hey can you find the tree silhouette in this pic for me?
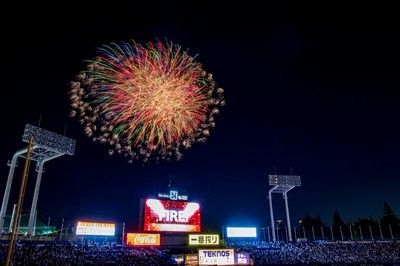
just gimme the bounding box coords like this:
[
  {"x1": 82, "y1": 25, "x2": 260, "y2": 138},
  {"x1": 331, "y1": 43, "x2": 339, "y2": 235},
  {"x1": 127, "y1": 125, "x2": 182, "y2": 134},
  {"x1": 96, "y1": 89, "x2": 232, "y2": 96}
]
[
  {"x1": 380, "y1": 201, "x2": 400, "y2": 237},
  {"x1": 315, "y1": 214, "x2": 324, "y2": 228},
  {"x1": 299, "y1": 213, "x2": 325, "y2": 239},
  {"x1": 301, "y1": 213, "x2": 324, "y2": 228},
  {"x1": 331, "y1": 210, "x2": 347, "y2": 240},
  {"x1": 382, "y1": 201, "x2": 399, "y2": 223},
  {"x1": 353, "y1": 217, "x2": 379, "y2": 240},
  {"x1": 333, "y1": 210, "x2": 346, "y2": 228},
  {"x1": 300, "y1": 213, "x2": 313, "y2": 227}
]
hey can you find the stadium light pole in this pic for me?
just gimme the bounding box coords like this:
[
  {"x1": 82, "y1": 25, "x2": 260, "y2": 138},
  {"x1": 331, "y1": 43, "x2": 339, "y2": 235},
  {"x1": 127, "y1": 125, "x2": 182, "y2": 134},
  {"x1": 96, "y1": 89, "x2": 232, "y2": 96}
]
[
  {"x1": 221, "y1": 226, "x2": 225, "y2": 245},
  {"x1": 261, "y1": 227, "x2": 266, "y2": 241},
  {"x1": 8, "y1": 204, "x2": 16, "y2": 233},
  {"x1": 389, "y1": 224, "x2": 393, "y2": 240},
  {"x1": 0, "y1": 124, "x2": 75, "y2": 236},
  {"x1": 268, "y1": 174, "x2": 301, "y2": 242},
  {"x1": 0, "y1": 146, "x2": 37, "y2": 233},
  {"x1": 122, "y1": 222, "x2": 126, "y2": 246},
  {"x1": 6, "y1": 135, "x2": 34, "y2": 266},
  {"x1": 1, "y1": 124, "x2": 76, "y2": 265},
  {"x1": 268, "y1": 189, "x2": 275, "y2": 241},
  {"x1": 60, "y1": 218, "x2": 64, "y2": 241}
]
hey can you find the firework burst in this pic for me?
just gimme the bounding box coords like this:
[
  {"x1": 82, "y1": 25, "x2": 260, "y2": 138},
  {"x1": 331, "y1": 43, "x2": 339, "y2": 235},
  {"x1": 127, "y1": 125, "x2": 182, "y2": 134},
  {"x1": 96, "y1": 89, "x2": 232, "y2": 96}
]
[{"x1": 69, "y1": 39, "x2": 225, "y2": 163}]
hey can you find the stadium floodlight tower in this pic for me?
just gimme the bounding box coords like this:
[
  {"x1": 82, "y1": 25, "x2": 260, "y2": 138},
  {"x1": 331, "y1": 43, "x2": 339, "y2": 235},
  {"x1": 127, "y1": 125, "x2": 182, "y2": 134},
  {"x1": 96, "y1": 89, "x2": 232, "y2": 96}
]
[
  {"x1": 268, "y1": 174, "x2": 301, "y2": 242},
  {"x1": 0, "y1": 124, "x2": 76, "y2": 235}
]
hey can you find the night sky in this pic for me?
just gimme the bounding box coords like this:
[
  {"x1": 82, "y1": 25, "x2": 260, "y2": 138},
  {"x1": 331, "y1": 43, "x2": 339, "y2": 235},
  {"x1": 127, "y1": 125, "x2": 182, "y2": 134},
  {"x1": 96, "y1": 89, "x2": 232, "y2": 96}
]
[{"x1": 1, "y1": 2, "x2": 399, "y2": 233}]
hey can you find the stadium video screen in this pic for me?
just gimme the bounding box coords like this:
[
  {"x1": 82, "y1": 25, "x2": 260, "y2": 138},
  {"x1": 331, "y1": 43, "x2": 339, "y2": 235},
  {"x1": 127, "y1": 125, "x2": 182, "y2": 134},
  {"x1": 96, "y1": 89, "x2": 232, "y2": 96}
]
[
  {"x1": 75, "y1": 221, "x2": 116, "y2": 236},
  {"x1": 143, "y1": 198, "x2": 201, "y2": 232},
  {"x1": 226, "y1": 227, "x2": 257, "y2": 238}
]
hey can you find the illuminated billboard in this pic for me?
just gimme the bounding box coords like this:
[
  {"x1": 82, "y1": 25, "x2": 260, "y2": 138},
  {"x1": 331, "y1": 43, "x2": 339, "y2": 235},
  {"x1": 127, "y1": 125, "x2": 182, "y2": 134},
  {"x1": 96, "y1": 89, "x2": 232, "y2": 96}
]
[
  {"x1": 235, "y1": 252, "x2": 251, "y2": 265},
  {"x1": 75, "y1": 221, "x2": 115, "y2": 236},
  {"x1": 144, "y1": 198, "x2": 201, "y2": 232},
  {"x1": 189, "y1": 234, "x2": 220, "y2": 245},
  {"x1": 126, "y1": 233, "x2": 160, "y2": 246},
  {"x1": 198, "y1": 249, "x2": 235, "y2": 265},
  {"x1": 226, "y1": 227, "x2": 257, "y2": 238},
  {"x1": 185, "y1": 254, "x2": 199, "y2": 265}
]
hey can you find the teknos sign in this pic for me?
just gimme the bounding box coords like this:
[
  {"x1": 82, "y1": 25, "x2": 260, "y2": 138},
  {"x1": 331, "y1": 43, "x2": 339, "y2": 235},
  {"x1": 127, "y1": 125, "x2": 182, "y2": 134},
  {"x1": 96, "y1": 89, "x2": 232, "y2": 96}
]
[
  {"x1": 126, "y1": 233, "x2": 160, "y2": 246},
  {"x1": 198, "y1": 249, "x2": 235, "y2": 265}
]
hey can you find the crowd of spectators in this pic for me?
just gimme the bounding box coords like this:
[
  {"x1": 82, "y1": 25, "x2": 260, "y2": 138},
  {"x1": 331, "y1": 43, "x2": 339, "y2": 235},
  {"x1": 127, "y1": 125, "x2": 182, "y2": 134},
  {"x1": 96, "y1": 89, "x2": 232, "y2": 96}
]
[
  {"x1": 1, "y1": 239, "x2": 399, "y2": 265},
  {"x1": 0, "y1": 243, "x2": 176, "y2": 265},
  {"x1": 229, "y1": 240, "x2": 400, "y2": 265}
]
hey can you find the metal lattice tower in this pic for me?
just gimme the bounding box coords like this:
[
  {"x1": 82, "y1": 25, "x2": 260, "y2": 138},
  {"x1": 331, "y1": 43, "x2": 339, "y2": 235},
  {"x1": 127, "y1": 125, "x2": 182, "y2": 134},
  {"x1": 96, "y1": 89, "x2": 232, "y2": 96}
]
[
  {"x1": 268, "y1": 174, "x2": 301, "y2": 242},
  {"x1": 0, "y1": 124, "x2": 76, "y2": 235}
]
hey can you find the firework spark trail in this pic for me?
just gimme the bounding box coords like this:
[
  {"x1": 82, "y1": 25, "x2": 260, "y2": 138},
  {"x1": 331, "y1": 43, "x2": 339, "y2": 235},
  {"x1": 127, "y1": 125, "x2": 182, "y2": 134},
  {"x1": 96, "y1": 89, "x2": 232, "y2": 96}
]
[{"x1": 69, "y1": 39, "x2": 225, "y2": 163}]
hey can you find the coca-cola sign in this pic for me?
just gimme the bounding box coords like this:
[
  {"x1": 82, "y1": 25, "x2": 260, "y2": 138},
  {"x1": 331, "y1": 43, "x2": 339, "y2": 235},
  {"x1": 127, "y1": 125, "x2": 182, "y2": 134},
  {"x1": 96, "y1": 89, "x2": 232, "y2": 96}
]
[{"x1": 126, "y1": 233, "x2": 160, "y2": 246}]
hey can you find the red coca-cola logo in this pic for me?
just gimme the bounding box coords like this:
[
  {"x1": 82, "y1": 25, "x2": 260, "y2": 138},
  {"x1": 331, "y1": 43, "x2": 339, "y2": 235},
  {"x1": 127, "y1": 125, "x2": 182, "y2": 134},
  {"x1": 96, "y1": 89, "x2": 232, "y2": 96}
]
[{"x1": 134, "y1": 234, "x2": 158, "y2": 244}]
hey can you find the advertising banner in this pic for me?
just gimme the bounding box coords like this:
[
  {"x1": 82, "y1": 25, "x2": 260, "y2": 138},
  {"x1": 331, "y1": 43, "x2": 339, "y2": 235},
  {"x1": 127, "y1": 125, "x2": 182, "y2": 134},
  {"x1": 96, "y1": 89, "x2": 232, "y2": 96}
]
[
  {"x1": 185, "y1": 254, "x2": 199, "y2": 265},
  {"x1": 198, "y1": 249, "x2": 235, "y2": 265},
  {"x1": 235, "y1": 252, "x2": 251, "y2": 265},
  {"x1": 126, "y1": 233, "x2": 160, "y2": 246},
  {"x1": 189, "y1": 234, "x2": 219, "y2": 245},
  {"x1": 76, "y1": 221, "x2": 115, "y2": 236}
]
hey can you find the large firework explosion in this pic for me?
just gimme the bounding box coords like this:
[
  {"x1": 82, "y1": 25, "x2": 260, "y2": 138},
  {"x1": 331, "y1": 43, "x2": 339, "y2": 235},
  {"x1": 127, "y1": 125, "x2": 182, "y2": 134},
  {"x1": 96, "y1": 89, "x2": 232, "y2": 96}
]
[{"x1": 69, "y1": 39, "x2": 225, "y2": 163}]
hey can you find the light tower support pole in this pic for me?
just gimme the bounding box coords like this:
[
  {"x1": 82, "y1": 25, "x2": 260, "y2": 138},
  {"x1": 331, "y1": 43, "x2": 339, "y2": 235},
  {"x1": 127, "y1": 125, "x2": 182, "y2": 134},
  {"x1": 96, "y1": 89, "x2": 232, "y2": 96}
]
[
  {"x1": 27, "y1": 153, "x2": 64, "y2": 235},
  {"x1": 8, "y1": 204, "x2": 17, "y2": 233},
  {"x1": 122, "y1": 222, "x2": 125, "y2": 246},
  {"x1": 0, "y1": 146, "x2": 37, "y2": 233},
  {"x1": 283, "y1": 191, "x2": 293, "y2": 241},
  {"x1": 6, "y1": 135, "x2": 34, "y2": 266},
  {"x1": 268, "y1": 189, "x2": 276, "y2": 241}
]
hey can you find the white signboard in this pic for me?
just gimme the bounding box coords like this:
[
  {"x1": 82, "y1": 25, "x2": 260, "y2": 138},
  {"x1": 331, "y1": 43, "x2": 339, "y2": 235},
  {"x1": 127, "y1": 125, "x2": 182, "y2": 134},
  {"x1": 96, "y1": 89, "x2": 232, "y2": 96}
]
[
  {"x1": 76, "y1": 221, "x2": 115, "y2": 236},
  {"x1": 198, "y1": 249, "x2": 235, "y2": 265}
]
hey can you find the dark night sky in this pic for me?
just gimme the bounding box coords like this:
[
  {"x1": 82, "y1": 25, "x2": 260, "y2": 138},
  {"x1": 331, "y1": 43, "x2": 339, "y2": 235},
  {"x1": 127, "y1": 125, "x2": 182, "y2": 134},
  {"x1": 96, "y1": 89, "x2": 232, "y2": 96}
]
[{"x1": 0, "y1": 2, "x2": 399, "y2": 232}]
